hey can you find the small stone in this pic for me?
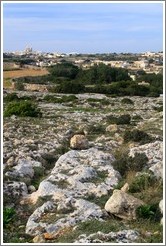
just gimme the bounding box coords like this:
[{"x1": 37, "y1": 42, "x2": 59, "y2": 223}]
[
  {"x1": 106, "y1": 124, "x2": 118, "y2": 132},
  {"x1": 120, "y1": 183, "x2": 129, "y2": 193},
  {"x1": 70, "y1": 134, "x2": 89, "y2": 150},
  {"x1": 44, "y1": 232, "x2": 56, "y2": 240},
  {"x1": 28, "y1": 185, "x2": 36, "y2": 193},
  {"x1": 33, "y1": 234, "x2": 45, "y2": 243}
]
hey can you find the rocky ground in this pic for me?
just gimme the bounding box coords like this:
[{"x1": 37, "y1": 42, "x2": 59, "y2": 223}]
[{"x1": 3, "y1": 91, "x2": 163, "y2": 243}]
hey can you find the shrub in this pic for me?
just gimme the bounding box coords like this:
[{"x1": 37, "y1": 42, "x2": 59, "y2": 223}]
[
  {"x1": 129, "y1": 173, "x2": 156, "y2": 193},
  {"x1": 3, "y1": 207, "x2": 16, "y2": 228},
  {"x1": 153, "y1": 106, "x2": 163, "y2": 112},
  {"x1": 121, "y1": 98, "x2": 134, "y2": 104},
  {"x1": 86, "y1": 98, "x2": 110, "y2": 106},
  {"x1": 107, "y1": 114, "x2": 131, "y2": 125},
  {"x1": 88, "y1": 124, "x2": 105, "y2": 135},
  {"x1": 123, "y1": 129, "x2": 152, "y2": 144},
  {"x1": 136, "y1": 204, "x2": 161, "y2": 221},
  {"x1": 4, "y1": 93, "x2": 19, "y2": 102},
  {"x1": 132, "y1": 115, "x2": 143, "y2": 121},
  {"x1": 43, "y1": 95, "x2": 77, "y2": 103},
  {"x1": 15, "y1": 81, "x2": 25, "y2": 91},
  {"x1": 130, "y1": 152, "x2": 149, "y2": 171},
  {"x1": 4, "y1": 93, "x2": 33, "y2": 102},
  {"x1": 112, "y1": 152, "x2": 148, "y2": 177},
  {"x1": 54, "y1": 81, "x2": 85, "y2": 94},
  {"x1": 4, "y1": 101, "x2": 42, "y2": 117}
]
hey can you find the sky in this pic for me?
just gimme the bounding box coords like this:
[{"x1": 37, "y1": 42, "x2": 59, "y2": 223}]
[{"x1": 2, "y1": 1, "x2": 164, "y2": 54}]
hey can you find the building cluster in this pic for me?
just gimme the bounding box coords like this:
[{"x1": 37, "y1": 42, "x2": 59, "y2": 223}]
[{"x1": 4, "y1": 46, "x2": 163, "y2": 77}]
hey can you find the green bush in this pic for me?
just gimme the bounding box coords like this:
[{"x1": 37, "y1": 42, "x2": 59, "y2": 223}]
[
  {"x1": 132, "y1": 115, "x2": 143, "y2": 121},
  {"x1": 47, "y1": 62, "x2": 79, "y2": 80},
  {"x1": 153, "y1": 106, "x2": 163, "y2": 112},
  {"x1": 15, "y1": 81, "x2": 25, "y2": 91},
  {"x1": 43, "y1": 94, "x2": 77, "y2": 103},
  {"x1": 112, "y1": 152, "x2": 148, "y2": 177},
  {"x1": 4, "y1": 93, "x2": 19, "y2": 102},
  {"x1": 4, "y1": 93, "x2": 33, "y2": 102},
  {"x1": 87, "y1": 124, "x2": 105, "y2": 134},
  {"x1": 131, "y1": 152, "x2": 149, "y2": 171},
  {"x1": 3, "y1": 207, "x2": 16, "y2": 228},
  {"x1": 4, "y1": 101, "x2": 42, "y2": 117},
  {"x1": 107, "y1": 114, "x2": 131, "y2": 125},
  {"x1": 136, "y1": 204, "x2": 161, "y2": 221},
  {"x1": 54, "y1": 81, "x2": 85, "y2": 94},
  {"x1": 123, "y1": 129, "x2": 152, "y2": 144},
  {"x1": 121, "y1": 98, "x2": 134, "y2": 104},
  {"x1": 86, "y1": 98, "x2": 110, "y2": 106},
  {"x1": 129, "y1": 173, "x2": 156, "y2": 193}
]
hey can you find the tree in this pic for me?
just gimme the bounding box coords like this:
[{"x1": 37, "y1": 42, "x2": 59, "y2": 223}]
[{"x1": 47, "y1": 62, "x2": 79, "y2": 80}]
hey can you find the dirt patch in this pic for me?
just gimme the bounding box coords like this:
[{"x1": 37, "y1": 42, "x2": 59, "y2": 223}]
[{"x1": 3, "y1": 68, "x2": 49, "y2": 79}]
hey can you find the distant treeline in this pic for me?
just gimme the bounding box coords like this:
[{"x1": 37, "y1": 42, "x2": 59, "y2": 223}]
[{"x1": 14, "y1": 62, "x2": 163, "y2": 96}]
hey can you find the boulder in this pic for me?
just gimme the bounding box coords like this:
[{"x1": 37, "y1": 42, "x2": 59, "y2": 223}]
[
  {"x1": 105, "y1": 189, "x2": 144, "y2": 220},
  {"x1": 70, "y1": 134, "x2": 89, "y2": 150}
]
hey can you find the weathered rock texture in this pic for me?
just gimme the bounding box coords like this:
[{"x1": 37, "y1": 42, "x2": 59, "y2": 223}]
[{"x1": 105, "y1": 189, "x2": 144, "y2": 220}]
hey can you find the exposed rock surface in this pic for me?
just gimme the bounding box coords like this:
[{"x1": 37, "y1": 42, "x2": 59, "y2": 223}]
[
  {"x1": 74, "y1": 230, "x2": 139, "y2": 243},
  {"x1": 26, "y1": 199, "x2": 104, "y2": 237},
  {"x1": 3, "y1": 92, "x2": 163, "y2": 243},
  {"x1": 23, "y1": 147, "x2": 120, "y2": 236},
  {"x1": 129, "y1": 141, "x2": 163, "y2": 179}
]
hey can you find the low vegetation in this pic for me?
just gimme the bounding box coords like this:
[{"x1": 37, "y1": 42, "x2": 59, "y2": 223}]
[
  {"x1": 112, "y1": 152, "x2": 148, "y2": 177},
  {"x1": 4, "y1": 101, "x2": 42, "y2": 117},
  {"x1": 123, "y1": 129, "x2": 153, "y2": 144},
  {"x1": 107, "y1": 114, "x2": 131, "y2": 125}
]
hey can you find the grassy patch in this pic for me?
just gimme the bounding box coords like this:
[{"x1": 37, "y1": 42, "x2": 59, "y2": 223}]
[
  {"x1": 4, "y1": 100, "x2": 42, "y2": 117},
  {"x1": 85, "y1": 193, "x2": 112, "y2": 208},
  {"x1": 43, "y1": 95, "x2": 78, "y2": 104},
  {"x1": 55, "y1": 219, "x2": 124, "y2": 243},
  {"x1": 128, "y1": 219, "x2": 163, "y2": 243}
]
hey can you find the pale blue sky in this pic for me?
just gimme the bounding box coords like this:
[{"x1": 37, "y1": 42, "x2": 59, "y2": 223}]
[{"x1": 3, "y1": 2, "x2": 164, "y2": 53}]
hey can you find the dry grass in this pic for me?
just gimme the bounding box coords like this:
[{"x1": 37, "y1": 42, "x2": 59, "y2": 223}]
[{"x1": 3, "y1": 68, "x2": 49, "y2": 79}]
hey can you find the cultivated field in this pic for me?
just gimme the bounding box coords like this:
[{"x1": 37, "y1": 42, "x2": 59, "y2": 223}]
[{"x1": 3, "y1": 68, "x2": 49, "y2": 79}]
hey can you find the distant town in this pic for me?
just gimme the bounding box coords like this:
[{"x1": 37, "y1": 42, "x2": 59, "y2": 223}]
[{"x1": 3, "y1": 46, "x2": 163, "y2": 80}]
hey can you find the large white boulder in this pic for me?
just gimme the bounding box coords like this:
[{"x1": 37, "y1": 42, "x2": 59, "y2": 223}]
[{"x1": 105, "y1": 189, "x2": 144, "y2": 220}]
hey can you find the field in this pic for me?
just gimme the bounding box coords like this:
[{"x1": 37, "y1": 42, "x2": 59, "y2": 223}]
[
  {"x1": 3, "y1": 68, "x2": 49, "y2": 88},
  {"x1": 3, "y1": 68, "x2": 49, "y2": 79}
]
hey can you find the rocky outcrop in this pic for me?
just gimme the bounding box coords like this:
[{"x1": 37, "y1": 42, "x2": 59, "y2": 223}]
[
  {"x1": 3, "y1": 92, "x2": 163, "y2": 243},
  {"x1": 26, "y1": 198, "x2": 104, "y2": 237},
  {"x1": 129, "y1": 141, "x2": 163, "y2": 179},
  {"x1": 149, "y1": 161, "x2": 163, "y2": 179},
  {"x1": 23, "y1": 147, "x2": 120, "y2": 236},
  {"x1": 4, "y1": 181, "x2": 28, "y2": 201},
  {"x1": 5, "y1": 159, "x2": 44, "y2": 185}
]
